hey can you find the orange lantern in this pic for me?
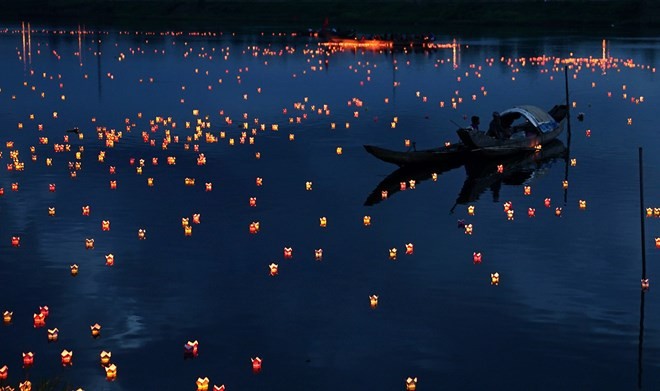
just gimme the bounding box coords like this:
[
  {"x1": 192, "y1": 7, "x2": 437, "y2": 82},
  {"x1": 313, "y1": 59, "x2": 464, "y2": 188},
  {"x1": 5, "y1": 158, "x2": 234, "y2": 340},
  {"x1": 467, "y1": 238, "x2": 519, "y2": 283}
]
[
  {"x1": 319, "y1": 217, "x2": 327, "y2": 228},
  {"x1": 405, "y1": 377, "x2": 418, "y2": 391},
  {"x1": 61, "y1": 350, "x2": 73, "y2": 366},
  {"x1": 491, "y1": 272, "x2": 500, "y2": 285},
  {"x1": 363, "y1": 215, "x2": 371, "y2": 226},
  {"x1": 256, "y1": 177, "x2": 263, "y2": 186},
  {"x1": 249, "y1": 222, "x2": 260, "y2": 234},
  {"x1": 101, "y1": 220, "x2": 110, "y2": 231},
  {"x1": 655, "y1": 237, "x2": 660, "y2": 249},
  {"x1": 524, "y1": 186, "x2": 531, "y2": 195},
  {"x1": 196, "y1": 377, "x2": 210, "y2": 391},
  {"x1": 369, "y1": 295, "x2": 378, "y2": 309},
  {"x1": 110, "y1": 180, "x2": 117, "y2": 189},
  {"x1": 184, "y1": 225, "x2": 193, "y2": 236},
  {"x1": 105, "y1": 363, "x2": 117, "y2": 381},
  {"x1": 48, "y1": 328, "x2": 59, "y2": 342},
  {"x1": 314, "y1": 249, "x2": 323, "y2": 261},
  {"x1": 405, "y1": 243, "x2": 414, "y2": 255},
  {"x1": 11, "y1": 183, "x2": 18, "y2": 191},
  {"x1": 284, "y1": 247, "x2": 293, "y2": 259},
  {"x1": 33, "y1": 313, "x2": 46, "y2": 328},
  {"x1": 3, "y1": 311, "x2": 13, "y2": 325},
  {"x1": 192, "y1": 214, "x2": 201, "y2": 224},
  {"x1": 464, "y1": 224, "x2": 473, "y2": 235},
  {"x1": 100, "y1": 351, "x2": 112, "y2": 366},
  {"x1": 555, "y1": 207, "x2": 562, "y2": 217},
  {"x1": 562, "y1": 180, "x2": 568, "y2": 189},
  {"x1": 11, "y1": 236, "x2": 20, "y2": 247},
  {"x1": 105, "y1": 254, "x2": 114, "y2": 266},
  {"x1": 467, "y1": 205, "x2": 475, "y2": 215},
  {"x1": 507, "y1": 210, "x2": 514, "y2": 220},
  {"x1": 205, "y1": 183, "x2": 212, "y2": 192},
  {"x1": 70, "y1": 264, "x2": 79, "y2": 276},
  {"x1": 138, "y1": 229, "x2": 147, "y2": 240},
  {"x1": 0, "y1": 365, "x2": 7, "y2": 380},
  {"x1": 82, "y1": 205, "x2": 90, "y2": 216},
  {"x1": 249, "y1": 197, "x2": 256, "y2": 207},
  {"x1": 48, "y1": 207, "x2": 56, "y2": 216},
  {"x1": 19, "y1": 381, "x2": 32, "y2": 391},
  {"x1": 579, "y1": 200, "x2": 587, "y2": 209},
  {"x1": 91, "y1": 323, "x2": 101, "y2": 338},
  {"x1": 389, "y1": 248, "x2": 397, "y2": 260},
  {"x1": 85, "y1": 238, "x2": 95, "y2": 249},
  {"x1": 306, "y1": 181, "x2": 312, "y2": 191},
  {"x1": 269, "y1": 263, "x2": 278, "y2": 276}
]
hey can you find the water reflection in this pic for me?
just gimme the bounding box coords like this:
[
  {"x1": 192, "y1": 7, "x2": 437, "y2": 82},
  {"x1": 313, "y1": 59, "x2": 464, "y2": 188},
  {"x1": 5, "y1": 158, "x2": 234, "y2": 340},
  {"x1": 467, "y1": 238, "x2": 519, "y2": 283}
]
[{"x1": 365, "y1": 138, "x2": 567, "y2": 208}]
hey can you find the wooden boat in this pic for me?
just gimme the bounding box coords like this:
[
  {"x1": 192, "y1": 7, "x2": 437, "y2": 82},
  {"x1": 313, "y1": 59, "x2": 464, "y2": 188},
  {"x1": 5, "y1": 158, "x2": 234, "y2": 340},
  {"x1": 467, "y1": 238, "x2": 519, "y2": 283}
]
[
  {"x1": 457, "y1": 104, "x2": 568, "y2": 150},
  {"x1": 363, "y1": 143, "x2": 469, "y2": 167}
]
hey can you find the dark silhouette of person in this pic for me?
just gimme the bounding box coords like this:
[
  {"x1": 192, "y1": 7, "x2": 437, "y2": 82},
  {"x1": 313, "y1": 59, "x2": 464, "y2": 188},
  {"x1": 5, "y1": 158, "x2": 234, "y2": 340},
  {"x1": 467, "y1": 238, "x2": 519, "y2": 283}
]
[
  {"x1": 470, "y1": 116, "x2": 480, "y2": 131},
  {"x1": 487, "y1": 112, "x2": 509, "y2": 139}
]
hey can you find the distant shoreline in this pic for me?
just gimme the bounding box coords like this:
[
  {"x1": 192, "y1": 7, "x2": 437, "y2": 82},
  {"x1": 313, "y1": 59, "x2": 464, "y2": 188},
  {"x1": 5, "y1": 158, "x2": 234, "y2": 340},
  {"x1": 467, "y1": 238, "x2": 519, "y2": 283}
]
[{"x1": 1, "y1": 0, "x2": 658, "y2": 34}]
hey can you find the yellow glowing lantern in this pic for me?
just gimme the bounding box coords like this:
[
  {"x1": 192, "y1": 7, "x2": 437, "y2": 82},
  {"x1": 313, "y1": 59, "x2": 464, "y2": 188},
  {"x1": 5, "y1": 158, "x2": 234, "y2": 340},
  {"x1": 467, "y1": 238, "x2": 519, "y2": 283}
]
[
  {"x1": 562, "y1": 180, "x2": 568, "y2": 189},
  {"x1": 70, "y1": 264, "x2": 79, "y2": 276},
  {"x1": 100, "y1": 351, "x2": 112, "y2": 366},
  {"x1": 184, "y1": 225, "x2": 193, "y2": 236},
  {"x1": 105, "y1": 363, "x2": 117, "y2": 381},
  {"x1": 491, "y1": 272, "x2": 500, "y2": 286},
  {"x1": 389, "y1": 248, "x2": 397, "y2": 260},
  {"x1": 464, "y1": 224, "x2": 473, "y2": 235},
  {"x1": 405, "y1": 377, "x2": 418, "y2": 391},
  {"x1": 196, "y1": 377, "x2": 210, "y2": 391},
  {"x1": 363, "y1": 216, "x2": 371, "y2": 226},
  {"x1": 147, "y1": 177, "x2": 154, "y2": 187},
  {"x1": 646, "y1": 208, "x2": 653, "y2": 218},
  {"x1": 256, "y1": 177, "x2": 263, "y2": 186},
  {"x1": 289, "y1": 133, "x2": 295, "y2": 141},
  {"x1": 467, "y1": 205, "x2": 475, "y2": 216},
  {"x1": 91, "y1": 323, "x2": 101, "y2": 338},
  {"x1": 3, "y1": 311, "x2": 13, "y2": 325},
  {"x1": 315, "y1": 249, "x2": 323, "y2": 261},
  {"x1": 336, "y1": 147, "x2": 343, "y2": 155},
  {"x1": 507, "y1": 209, "x2": 515, "y2": 220},
  {"x1": 524, "y1": 186, "x2": 531, "y2": 195},
  {"x1": 571, "y1": 158, "x2": 576, "y2": 166},
  {"x1": 85, "y1": 238, "x2": 95, "y2": 249},
  {"x1": 579, "y1": 200, "x2": 587, "y2": 209},
  {"x1": 269, "y1": 263, "x2": 278, "y2": 276},
  {"x1": 369, "y1": 295, "x2": 378, "y2": 309},
  {"x1": 138, "y1": 229, "x2": 146, "y2": 240},
  {"x1": 655, "y1": 208, "x2": 660, "y2": 218},
  {"x1": 48, "y1": 207, "x2": 56, "y2": 216},
  {"x1": 319, "y1": 217, "x2": 327, "y2": 228},
  {"x1": 19, "y1": 380, "x2": 32, "y2": 391},
  {"x1": 409, "y1": 180, "x2": 416, "y2": 189},
  {"x1": 82, "y1": 205, "x2": 90, "y2": 216}
]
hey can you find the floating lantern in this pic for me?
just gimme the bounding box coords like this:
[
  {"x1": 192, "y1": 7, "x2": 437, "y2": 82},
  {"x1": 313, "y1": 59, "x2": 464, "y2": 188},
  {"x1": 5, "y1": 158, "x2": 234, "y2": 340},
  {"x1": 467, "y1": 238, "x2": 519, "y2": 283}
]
[
  {"x1": 544, "y1": 198, "x2": 551, "y2": 208},
  {"x1": 196, "y1": 377, "x2": 210, "y2": 391},
  {"x1": 571, "y1": 158, "x2": 576, "y2": 166},
  {"x1": 138, "y1": 229, "x2": 146, "y2": 240},
  {"x1": 85, "y1": 238, "x2": 94, "y2": 249},
  {"x1": 503, "y1": 201, "x2": 512, "y2": 212},
  {"x1": 409, "y1": 180, "x2": 416, "y2": 190},
  {"x1": 562, "y1": 180, "x2": 568, "y2": 189},
  {"x1": 205, "y1": 183, "x2": 212, "y2": 192},
  {"x1": 400, "y1": 182, "x2": 406, "y2": 191},
  {"x1": 105, "y1": 254, "x2": 114, "y2": 266},
  {"x1": 49, "y1": 183, "x2": 56, "y2": 192},
  {"x1": 646, "y1": 208, "x2": 653, "y2": 218},
  {"x1": 642, "y1": 279, "x2": 650, "y2": 291},
  {"x1": 655, "y1": 237, "x2": 660, "y2": 249},
  {"x1": 269, "y1": 263, "x2": 278, "y2": 276},
  {"x1": 289, "y1": 133, "x2": 295, "y2": 141},
  {"x1": 473, "y1": 252, "x2": 482, "y2": 264},
  {"x1": 249, "y1": 222, "x2": 260, "y2": 234},
  {"x1": 405, "y1": 377, "x2": 418, "y2": 391},
  {"x1": 102, "y1": 220, "x2": 111, "y2": 231},
  {"x1": 61, "y1": 350, "x2": 73, "y2": 366},
  {"x1": 48, "y1": 328, "x2": 59, "y2": 342},
  {"x1": 249, "y1": 197, "x2": 257, "y2": 207},
  {"x1": 381, "y1": 191, "x2": 388, "y2": 199},
  {"x1": 468, "y1": 205, "x2": 475, "y2": 215},
  {"x1": 110, "y1": 180, "x2": 117, "y2": 189},
  {"x1": 369, "y1": 295, "x2": 378, "y2": 309},
  {"x1": 70, "y1": 264, "x2": 79, "y2": 276},
  {"x1": 497, "y1": 164, "x2": 504, "y2": 173},
  {"x1": 491, "y1": 273, "x2": 500, "y2": 286},
  {"x1": 100, "y1": 351, "x2": 111, "y2": 366},
  {"x1": 40, "y1": 306, "x2": 49, "y2": 318},
  {"x1": 214, "y1": 385, "x2": 226, "y2": 391},
  {"x1": 91, "y1": 323, "x2": 101, "y2": 338},
  {"x1": 464, "y1": 224, "x2": 473, "y2": 235},
  {"x1": 109, "y1": 166, "x2": 116, "y2": 174},
  {"x1": 192, "y1": 214, "x2": 201, "y2": 224},
  {"x1": 655, "y1": 208, "x2": 660, "y2": 218},
  {"x1": 184, "y1": 340, "x2": 199, "y2": 358},
  {"x1": 48, "y1": 207, "x2": 56, "y2": 216},
  {"x1": 363, "y1": 216, "x2": 371, "y2": 226},
  {"x1": 184, "y1": 226, "x2": 193, "y2": 236},
  {"x1": 0, "y1": 365, "x2": 6, "y2": 380},
  {"x1": 182, "y1": 218, "x2": 190, "y2": 227},
  {"x1": 19, "y1": 381, "x2": 32, "y2": 391},
  {"x1": 256, "y1": 177, "x2": 263, "y2": 186},
  {"x1": 507, "y1": 210, "x2": 514, "y2": 220},
  {"x1": 82, "y1": 206, "x2": 90, "y2": 216},
  {"x1": 11, "y1": 183, "x2": 18, "y2": 191},
  {"x1": 432, "y1": 173, "x2": 438, "y2": 181},
  {"x1": 33, "y1": 313, "x2": 46, "y2": 328},
  {"x1": 3, "y1": 311, "x2": 13, "y2": 325},
  {"x1": 315, "y1": 249, "x2": 323, "y2": 261},
  {"x1": 524, "y1": 186, "x2": 531, "y2": 195},
  {"x1": 284, "y1": 247, "x2": 293, "y2": 259},
  {"x1": 579, "y1": 200, "x2": 587, "y2": 209},
  {"x1": 405, "y1": 243, "x2": 414, "y2": 255},
  {"x1": 389, "y1": 248, "x2": 397, "y2": 260},
  {"x1": 22, "y1": 352, "x2": 34, "y2": 368},
  {"x1": 105, "y1": 363, "x2": 117, "y2": 381},
  {"x1": 555, "y1": 207, "x2": 562, "y2": 217},
  {"x1": 320, "y1": 217, "x2": 327, "y2": 228},
  {"x1": 528, "y1": 208, "x2": 536, "y2": 217},
  {"x1": 586, "y1": 129, "x2": 591, "y2": 137},
  {"x1": 405, "y1": 139, "x2": 411, "y2": 147},
  {"x1": 336, "y1": 147, "x2": 343, "y2": 155},
  {"x1": 251, "y1": 357, "x2": 262, "y2": 373},
  {"x1": 306, "y1": 181, "x2": 313, "y2": 191},
  {"x1": 147, "y1": 177, "x2": 154, "y2": 187}
]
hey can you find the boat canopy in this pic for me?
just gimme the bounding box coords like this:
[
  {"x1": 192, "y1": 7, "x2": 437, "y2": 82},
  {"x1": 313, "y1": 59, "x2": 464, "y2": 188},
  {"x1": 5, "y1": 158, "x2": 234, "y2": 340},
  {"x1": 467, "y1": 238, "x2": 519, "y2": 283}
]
[{"x1": 499, "y1": 105, "x2": 559, "y2": 134}]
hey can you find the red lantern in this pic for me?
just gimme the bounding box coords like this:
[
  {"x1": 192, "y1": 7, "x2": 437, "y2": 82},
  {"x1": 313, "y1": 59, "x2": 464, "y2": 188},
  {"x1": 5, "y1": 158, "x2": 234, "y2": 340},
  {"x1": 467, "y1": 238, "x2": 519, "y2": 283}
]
[
  {"x1": 102, "y1": 220, "x2": 110, "y2": 231},
  {"x1": 249, "y1": 197, "x2": 256, "y2": 207},
  {"x1": 33, "y1": 313, "x2": 46, "y2": 328},
  {"x1": 49, "y1": 183, "x2": 56, "y2": 192},
  {"x1": 544, "y1": 198, "x2": 551, "y2": 208},
  {"x1": 39, "y1": 306, "x2": 49, "y2": 318},
  {"x1": 497, "y1": 164, "x2": 504, "y2": 173},
  {"x1": 11, "y1": 236, "x2": 20, "y2": 247},
  {"x1": 213, "y1": 385, "x2": 226, "y2": 391},
  {"x1": 82, "y1": 205, "x2": 90, "y2": 216},
  {"x1": 405, "y1": 243, "x2": 414, "y2": 255},
  {"x1": 400, "y1": 181, "x2": 406, "y2": 191},
  {"x1": 284, "y1": 247, "x2": 293, "y2": 259},
  {"x1": 22, "y1": 352, "x2": 34, "y2": 368},
  {"x1": 184, "y1": 340, "x2": 199, "y2": 358},
  {"x1": 251, "y1": 357, "x2": 262, "y2": 373},
  {"x1": 249, "y1": 222, "x2": 259, "y2": 234},
  {"x1": 129, "y1": 158, "x2": 135, "y2": 165},
  {"x1": 473, "y1": 252, "x2": 482, "y2": 264},
  {"x1": 61, "y1": 350, "x2": 73, "y2": 366},
  {"x1": 110, "y1": 180, "x2": 117, "y2": 189},
  {"x1": 205, "y1": 182, "x2": 213, "y2": 192},
  {"x1": 528, "y1": 208, "x2": 536, "y2": 217},
  {"x1": 0, "y1": 365, "x2": 7, "y2": 380},
  {"x1": 109, "y1": 166, "x2": 116, "y2": 174},
  {"x1": 105, "y1": 254, "x2": 114, "y2": 266},
  {"x1": 269, "y1": 263, "x2": 278, "y2": 276}
]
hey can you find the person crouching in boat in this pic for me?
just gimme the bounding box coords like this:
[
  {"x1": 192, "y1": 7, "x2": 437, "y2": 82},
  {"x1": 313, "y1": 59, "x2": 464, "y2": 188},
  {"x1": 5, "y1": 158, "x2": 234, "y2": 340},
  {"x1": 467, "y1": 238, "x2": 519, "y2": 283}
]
[
  {"x1": 486, "y1": 112, "x2": 510, "y2": 139},
  {"x1": 470, "y1": 116, "x2": 480, "y2": 131}
]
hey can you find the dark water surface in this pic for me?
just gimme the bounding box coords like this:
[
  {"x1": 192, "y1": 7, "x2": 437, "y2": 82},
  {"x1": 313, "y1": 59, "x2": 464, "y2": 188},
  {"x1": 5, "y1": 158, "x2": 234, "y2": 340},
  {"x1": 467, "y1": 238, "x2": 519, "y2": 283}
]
[{"x1": 0, "y1": 25, "x2": 659, "y2": 390}]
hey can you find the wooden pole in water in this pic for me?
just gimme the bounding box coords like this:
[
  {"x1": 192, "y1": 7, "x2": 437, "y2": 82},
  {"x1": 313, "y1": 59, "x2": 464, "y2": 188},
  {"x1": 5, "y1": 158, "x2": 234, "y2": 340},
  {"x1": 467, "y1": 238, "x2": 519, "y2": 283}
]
[{"x1": 639, "y1": 147, "x2": 646, "y2": 279}]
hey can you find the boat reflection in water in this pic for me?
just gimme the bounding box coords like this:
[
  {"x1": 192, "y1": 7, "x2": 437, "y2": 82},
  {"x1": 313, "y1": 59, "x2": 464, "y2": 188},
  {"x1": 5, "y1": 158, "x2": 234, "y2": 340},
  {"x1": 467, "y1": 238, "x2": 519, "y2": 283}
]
[{"x1": 364, "y1": 139, "x2": 567, "y2": 208}]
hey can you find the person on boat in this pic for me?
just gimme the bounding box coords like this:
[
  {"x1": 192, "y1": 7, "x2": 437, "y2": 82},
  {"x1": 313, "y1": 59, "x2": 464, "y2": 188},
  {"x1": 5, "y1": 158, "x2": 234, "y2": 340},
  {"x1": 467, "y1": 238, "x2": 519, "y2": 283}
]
[
  {"x1": 487, "y1": 112, "x2": 510, "y2": 139},
  {"x1": 470, "y1": 116, "x2": 480, "y2": 131}
]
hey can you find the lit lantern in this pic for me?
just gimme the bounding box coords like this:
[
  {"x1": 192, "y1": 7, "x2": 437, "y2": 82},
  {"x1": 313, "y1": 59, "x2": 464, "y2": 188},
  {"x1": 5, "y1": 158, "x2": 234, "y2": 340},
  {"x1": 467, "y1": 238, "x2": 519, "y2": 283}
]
[
  {"x1": 138, "y1": 229, "x2": 146, "y2": 240},
  {"x1": 33, "y1": 313, "x2": 46, "y2": 328},
  {"x1": 40, "y1": 306, "x2": 49, "y2": 318},
  {"x1": 11, "y1": 236, "x2": 20, "y2": 247},
  {"x1": 306, "y1": 181, "x2": 313, "y2": 191},
  {"x1": 70, "y1": 264, "x2": 79, "y2": 276},
  {"x1": 91, "y1": 323, "x2": 101, "y2": 338},
  {"x1": 579, "y1": 200, "x2": 587, "y2": 209},
  {"x1": 147, "y1": 177, "x2": 154, "y2": 187},
  {"x1": 182, "y1": 218, "x2": 189, "y2": 227},
  {"x1": 655, "y1": 237, "x2": 660, "y2": 249},
  {"x1": 544, "y1": 198, "x2": 551, "y2": 208},
  {"x1": 192, "y1": 214, "x2": 201, "y2": 224},
  {"x1": 646, "y1": 208, "x2": 653, "y2": 218},
  {"x1": 19, "y1": 381, "x2": 32, "y2": 391},
  {"x1": 507, "y1": 209, "x2": 514, "y2": 220},
  {"x1": 249, "y1": 197, "x2": 257, "y2": 207},
  {"x1": 381, "y1": 191, "x2": 388, "y2": 199},
  {"x1": 528, "y1": 208, "x2": 536, "y2": 217},
  {"x1": 363, "y1": 215, "x2": 371, "y2": 226},
  {"x1": 269, "y1": 263, "x2": 278, "y2": 276},
  {"x1": 49, "y1": 183, "x2": 56, "y2": 192},
  {"x1": 23, "y1": 352, "x2": 34, "y2": 368},
  {"x1": 46, "y1": 158, "x2": 52, "y2": 166},
  {"x1": 61, "y1": 350, "x2": 73, "y2": 366},
  {"x1": 110, "y1": 180, "x2": 117, "y2": 189},
  {"x1": 0, "y1": 365, "x2": 6, "y2": 380},
  {"x1": 152, "y1": 158, "x2": 158, "y2": 165},
  {"x1": 48, "y1": 328, "x2": 59, "y2": 342},
  {"x1": 319, "y1": 217, "x2": 327, "y2": 228},
  {"x1": 405, "y1": 377, "x2": 418, "y2": 391},
  {"x1": 196, "y1": 377, "x2": 210, "y2": 391},
  {"x1": 289, "y1": 133, "x2": 295, "y2": 141},
  {"x1": 3, "y1": 311, "x2": 13, "y2": 325},
  {"x1": 336, "y1": 147, "x2": 343, "y2": 155},
  {"x1": 655, "y1": 208, "x2": 660, "y2": 218},
  {"x1": 497, "y1": 164, "x2": 504, "y2": 173},
  {"x1": 555, "y1": 207, "x2": 562, "y2": 217},
  {"x1": 256, "y1": 177, "x2": 263, "y2": 186},
  {"x1": 473, "y1": 252, "x2": 482, "y2": 264},
  {"x1": 586, "y1": 129, "x2": 591, "y2": 137},
  {"x1": 562, "y1": 180, "x2": 568, "y2": 189},
  {"x1": 464, "y1": 224, "x2": 473, "y2": 235},
  {"x1": 409, "y1": 180, "x2": 416, "y2": 190},
  {"x1": 251, "y1": 357, "x2": 262, "y2": 373},
  {"x1": 109, "y1": 166, "x2": 116, "y2": 174},
  {"x1": 284, "y1": 247, "x2": 293, "y2": 259},
  {"x1": 432, "y1": 173, "x2": 438, "y2": 181},
  {"x1": 105, "y1": 254, "x2": 114, "y2": 266},
  {"x1": 100, "y1": 351, "x2": 112, "y2": 366},
  {"x1": 524, "y1": 186, "x2": 531, "y2": 195},
  {"x1": 491, "y1": 272, "x2": 500, "y2": 286},
  {"x1": 400, "y1": 182, "x2": 406, "y2": 191},
  {"x1": 85, "y1": 238, "x2": 94, "y2": 249},
  {"x1": 571, "y1": 158, "x2": 576, "y2": 166},
  {"x1": 136, "y1": 167, "x2": 143, "y2": 175},
  {"x1": 11, "y1": 183, "x2": 18, "y2": 191},
  {"x1": 405, "y1": 139, "x2": 411, "y2": 147},
  {"x1": 48, "y1": 207, "x2": 56, "y2": 216},
  {"x1": 389, "y1": 248, "x2": 397, "y2": 260},
  {"x1": 405, "y1": 243, "x2": 414, "y2": 255},
  {"x1": 315, "y1": 249, "x2": 323, "y2": 261},
  {"x1": 102, "y1": 220, "x2": 110, "y2": 231},
  {"x1": 213, "y1": 385, "x2": 226, "y2": 391},
  {"x1": 204, "y1": 182, "x2": 212, "y2": 192},
  {"x1": 249, "y1": 222, "x2": 260, "y2": 234},
  {"x1": 255, "y1": 152, "x2": 261, "y2": 159},
  {"x1": 184, "y1": 340, "x2": 199, "y2": 358},
  {"x1": 184, "y1": 226, "x2": 193, "y2": 236},
  {"x1": 642, "y1": 279, "x2": 650, "y2": 291},
  {"x1": 503, "y1": 201, "x2": 512, "y2": 212},
  {"x1": 369, "y1": 295, "x2": 378, "y2": 309},
  {"x1": 105, "y1": 363, "x2": 117, "y2": 381}
]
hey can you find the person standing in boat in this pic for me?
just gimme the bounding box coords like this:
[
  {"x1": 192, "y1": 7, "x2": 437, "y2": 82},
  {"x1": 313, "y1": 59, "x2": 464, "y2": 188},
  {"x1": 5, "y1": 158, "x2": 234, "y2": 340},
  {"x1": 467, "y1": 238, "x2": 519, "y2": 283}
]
[
  {"x1": 487, "y1": 112, "x2": 510, "y2": 139},
  {"x1": 470, "y1": 116, "x2": 480, "y2": 131}
]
